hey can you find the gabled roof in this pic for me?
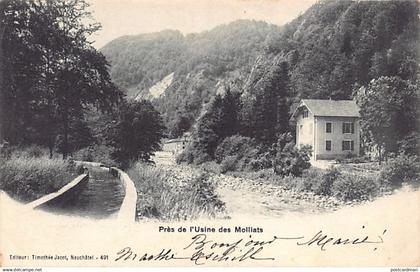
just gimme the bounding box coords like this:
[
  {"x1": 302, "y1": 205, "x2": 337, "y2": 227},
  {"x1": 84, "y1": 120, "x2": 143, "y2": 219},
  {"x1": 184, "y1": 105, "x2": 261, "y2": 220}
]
[{"x1": 291, "y1": 99, "x2": 360, "y2": 119}]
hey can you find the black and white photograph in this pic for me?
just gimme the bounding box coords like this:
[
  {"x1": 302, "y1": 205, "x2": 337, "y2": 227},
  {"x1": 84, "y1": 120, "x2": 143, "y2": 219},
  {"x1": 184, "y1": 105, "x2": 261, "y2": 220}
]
[{"x1": 0, "y1": 0, "x2": 419, "y2": 269}]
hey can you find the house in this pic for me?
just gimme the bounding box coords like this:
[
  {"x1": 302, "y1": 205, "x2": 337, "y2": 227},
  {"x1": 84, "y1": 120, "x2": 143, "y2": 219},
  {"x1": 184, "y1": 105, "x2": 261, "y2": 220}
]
[
  {"x1": 162, "y1": 132, "x2": 191, "y2": 155},
  {"x1": 291, "y1": 99, "x2": 360, "y2": 160}
]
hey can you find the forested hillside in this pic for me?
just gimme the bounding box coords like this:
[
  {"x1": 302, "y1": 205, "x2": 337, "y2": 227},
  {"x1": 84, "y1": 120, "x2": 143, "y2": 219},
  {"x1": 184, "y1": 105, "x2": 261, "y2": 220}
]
[
  {"x1": 101, "y1": 20, "x2": 281, "y2": 137},
  {"x1": 102, "y1": 0, "x2": 418, "y2": 139}
]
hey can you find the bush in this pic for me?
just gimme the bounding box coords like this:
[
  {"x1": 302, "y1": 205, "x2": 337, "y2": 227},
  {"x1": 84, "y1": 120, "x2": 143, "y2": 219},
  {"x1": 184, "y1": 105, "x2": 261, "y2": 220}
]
[
  {"x1": 247, "y1": 151, "x2": 273, "y2": 171},
  {"x1": 297, "y1": 167, "x2": 342, "y2": 195},
  {"x1": 213, "y1": 135, "x2": 270, "y2": 172},
  {"x1": 332, "y1": 174, "x2": 380, "y2": 201},
  {"x1": 25, "y1": 145, "x2": 47, "y2": 158},
  {"x1": 73, "y1": 145, "x2": 116, "y2": 166},
  {"x1": 187, "y1": 172, "x2": 225, "y2": 212},
  {"x1": 281, "y1": 174, "x2": 306, "y2": 191},
  {"x1": 379, "y1": 154, "x2": 420, "y2": 187},
  {"x1": 299, "y1": 167, "x2": 380, "y2": 201},
  {"x1": 200, "y1": 161, "x2": 221, "y2": 174},
  {"x1": 128, "y1": 163, "x2": 225, "y2": 220},
  {"x1": 316, "y1": 167, "x2": 341, "y2": 196},
  {"x1": 220, "y1": 155, "x2": 238, "y2": 173},
  {"x1": 397, "y1": 132, "x2": 419, "y2": 156},
  {"x1": 5, "y1": 145, "x2": 49, "y2": 159},
  {"x1": 176, "y1": 141, "x2": 211, "y2": 165},
  {"x1": 300, "y1": 167, "x2": 324, "y2": 192},
  {"x1": 274, "y1": 144, "x2": 312, "y2": 177},
  {"x1": 0, "y1": 154, "x2": 76, "y2": 203},
  {"x1": 214, "y1": 135, "x2": 256, "y2": 163},
  {"x1": 176, "y1": 147, "x2": 194, "y2": 164}
]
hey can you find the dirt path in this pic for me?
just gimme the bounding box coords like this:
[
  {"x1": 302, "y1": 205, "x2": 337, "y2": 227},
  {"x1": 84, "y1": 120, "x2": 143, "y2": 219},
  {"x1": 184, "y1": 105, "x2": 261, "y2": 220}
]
[{"x1": 152, "y1": 151, "x2": 342, "y2": 219}]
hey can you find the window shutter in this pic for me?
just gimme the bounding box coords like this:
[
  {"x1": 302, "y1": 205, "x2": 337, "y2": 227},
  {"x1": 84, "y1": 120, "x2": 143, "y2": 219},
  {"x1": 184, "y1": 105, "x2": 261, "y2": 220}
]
[
  {"x1": 342, "y1": 123, "x2": 345, "y2": 134},
  {"x1": 351, "y1": 141, "x2": 354, "y2": 151},
  {"x1": 342, "y1": 141, "x2": 345, "y2": 150},
  {"x1": 351, "y1": 123, "x2": 354, "y2": 134}
]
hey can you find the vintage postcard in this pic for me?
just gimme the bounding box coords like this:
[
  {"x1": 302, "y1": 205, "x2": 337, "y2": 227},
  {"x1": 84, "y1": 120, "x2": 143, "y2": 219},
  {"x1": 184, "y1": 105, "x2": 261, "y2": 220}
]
[{"x1": 0, "y1": 0, "x2": 419, "y2": 269}]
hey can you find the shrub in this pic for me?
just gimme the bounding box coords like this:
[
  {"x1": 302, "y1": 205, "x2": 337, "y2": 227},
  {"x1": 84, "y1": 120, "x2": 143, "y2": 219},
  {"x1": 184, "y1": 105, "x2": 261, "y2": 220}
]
[
  {"x1": 213, "y1": 135, "x2": 269, "y2": 172},
  {"x1": 200, "y1": 161, "x2": 221, "y2": 174},
  {"x1": 332, "y1": 174, "x2": 379, "y2": 201},
  {"x1": 300, "y1": 167, "x2": 324, "y2": 192},
  {"x1": 247, "y1": 151, "x2": 273, "y2": 171},
  {"x1": 296, "y1": 167, "x2": 342, "y2": 195},
  {"x1": 128, "y1": 163, "x2": 225, "y2": 220},
  {"x1": 0, "y1": 154, "x2": 76, "y2": 203},
  {"x1": 379, "y1": 154, "x2": 420, "y2": 187},
  {"x1": 176, "y1": 142, "x2": 211, "y2": 165},
  {"x1": 397, "y1": 132, "x2": 419, "y2": 156},
  {"x1": 316, "y1": 167, "x2": 341, "y2": 196},
  {"x1": 176, "y1": 147, "x2": 194, "y2": 164},
  {"x1": 274, "y1": 143, "x2": 312, "y2": 177},
  {"x1": 281, "y1": 174, "x2": 306, "y2": 191},
  {"x1": 187, "y1": 172, "x2": 225, "y2": 212},
  {"x1": 220, "y1": 155, "x2": 238, "y2": 173},
  {"x1": 344, "y1": 151, "x2": 356, "y2": 159},
  {"x1": 73, "y1": 145, "x2": 116, "y2": 166},
  {"x1": 5, "y1": 145, "x2": 49, "y2": 159},
  {"x1": 25, "y1": 145, "x2": 47, "y2": 158},
  {"x1": 214, "y1": 135, "x2": 256, "y2": 163}
]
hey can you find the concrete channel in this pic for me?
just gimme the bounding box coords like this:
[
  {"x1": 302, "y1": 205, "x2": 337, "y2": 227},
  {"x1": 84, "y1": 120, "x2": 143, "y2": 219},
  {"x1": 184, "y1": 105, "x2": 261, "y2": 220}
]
[{"x1": 26, "y1": 162, "x2": 138, "y2": 222}]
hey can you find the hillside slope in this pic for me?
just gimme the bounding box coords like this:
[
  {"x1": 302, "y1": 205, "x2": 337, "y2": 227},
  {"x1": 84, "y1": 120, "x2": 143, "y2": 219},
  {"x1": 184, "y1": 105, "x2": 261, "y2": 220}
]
[{"x1": 101, "y1": 0, "x2": 418, "y2": 137}]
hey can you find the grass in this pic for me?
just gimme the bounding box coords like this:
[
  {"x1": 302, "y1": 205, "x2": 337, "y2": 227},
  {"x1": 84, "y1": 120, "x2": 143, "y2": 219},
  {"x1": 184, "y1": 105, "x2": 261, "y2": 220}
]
[
  {"x1": 127, "y1": 162, "x2": 225, "y2": 221},
  {"x1": 0, "y1": 149, "x2": 77, "y2": 203}
]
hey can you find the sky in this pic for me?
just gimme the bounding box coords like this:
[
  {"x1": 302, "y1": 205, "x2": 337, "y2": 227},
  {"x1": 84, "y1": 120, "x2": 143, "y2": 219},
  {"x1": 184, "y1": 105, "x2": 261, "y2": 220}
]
[{"x1": 88, "y1": 0, "x2": 318, "y2": 49}]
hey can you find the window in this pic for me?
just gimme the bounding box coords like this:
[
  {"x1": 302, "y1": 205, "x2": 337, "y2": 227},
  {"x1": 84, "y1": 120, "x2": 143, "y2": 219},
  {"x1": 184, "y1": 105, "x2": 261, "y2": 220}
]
[
  {"x1": 302, "y1": 109, "x2": 309, "y2": 118},
  {"x1": 326, "y1": 122, "x2": 332, "y2": 133},
  {"x1": 326, "y1": 140, "x2": 332, "y2": 151},
  {"x1": 342, "y1": 122, "x2": 354, "y2": 134},
  {"x1": 342, "y1": 140, "x2": 354, "y2": 151}
]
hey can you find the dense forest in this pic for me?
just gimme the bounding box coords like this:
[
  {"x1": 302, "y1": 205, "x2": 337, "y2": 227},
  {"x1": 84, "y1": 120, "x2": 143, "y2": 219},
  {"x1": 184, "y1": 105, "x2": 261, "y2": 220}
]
[{"x1": 102, "y1": 0, "x2": 419, "y2": 141}]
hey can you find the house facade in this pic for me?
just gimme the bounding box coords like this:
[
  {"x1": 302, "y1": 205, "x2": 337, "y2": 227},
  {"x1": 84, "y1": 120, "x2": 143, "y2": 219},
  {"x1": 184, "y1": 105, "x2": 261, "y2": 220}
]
[{"x1": 291, "y1": 99, "x2": 360, "y2": 160}]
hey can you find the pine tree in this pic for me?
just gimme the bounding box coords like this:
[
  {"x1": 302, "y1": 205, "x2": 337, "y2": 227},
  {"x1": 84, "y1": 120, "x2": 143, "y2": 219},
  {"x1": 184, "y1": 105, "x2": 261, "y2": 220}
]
[
  {"x1": 220, "y1": 87, "x2": 240, "y2": 138},
  {"x1": 251, "y1": 61, "x2": 291, "y2": 145}
]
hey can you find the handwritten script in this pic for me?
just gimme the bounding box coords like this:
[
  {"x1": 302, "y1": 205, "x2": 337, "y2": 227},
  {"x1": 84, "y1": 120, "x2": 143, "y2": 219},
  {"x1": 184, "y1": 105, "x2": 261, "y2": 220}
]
[{"x1": 114, "y1": 228, "x2": 387, "y2": 265}]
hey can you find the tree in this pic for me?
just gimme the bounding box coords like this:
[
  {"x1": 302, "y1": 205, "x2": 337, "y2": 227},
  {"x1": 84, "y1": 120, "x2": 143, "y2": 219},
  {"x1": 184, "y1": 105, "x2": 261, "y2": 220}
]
[
  {"x1": 220, "y1": 87, "x2": 240, "y2": 138},
  {"x1": 0, "y1": 0, "x2": 123, "y2": 157},
  {"x1": 168, "y1": 109, "x2": 194, "y2": 138},
  {"x1": 273, "y1": 133, "x2": 311, "y2": 177},
  {"x1": 355, "y1": 76, "x2": 418, "y2": 162},
  {"x1": 251, "y1": 61, "x2": 291, "y2": 144},
  {"x1": 1, "y1": 0, "x2": 44, "y2": 146},
  {"x1": 110, "y1": 99, "x2": 165, "y2": 168},
  {"x1": 192, "y1": 95, "x2": 224, "y2": 161}
]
